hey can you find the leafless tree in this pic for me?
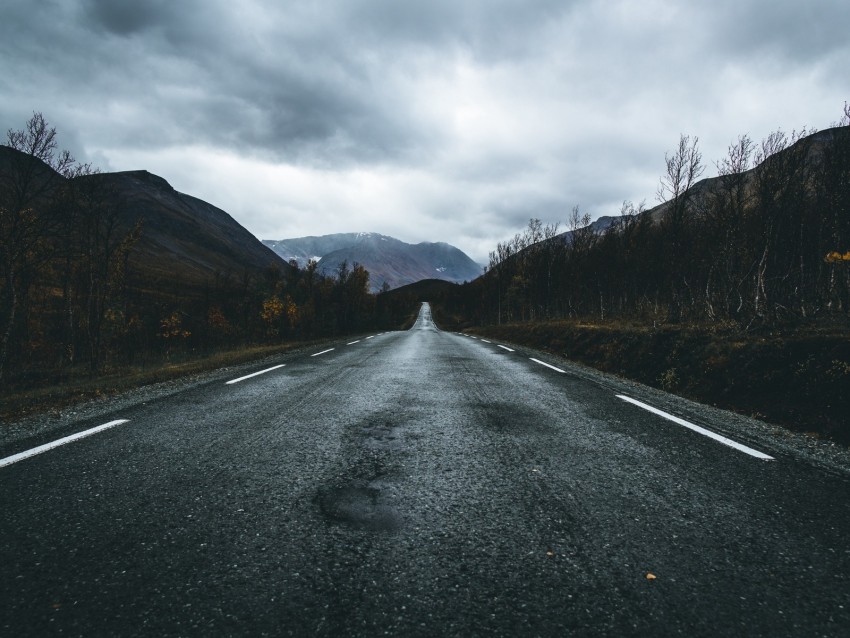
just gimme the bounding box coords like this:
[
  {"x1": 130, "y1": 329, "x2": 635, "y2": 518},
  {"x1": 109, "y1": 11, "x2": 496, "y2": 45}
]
[
  {"x1": 657, "y1": 134, "x2": 704, "y2": 320},
  {"x1": 0, "y1": 113, "x2": 77, "y2": 382}
]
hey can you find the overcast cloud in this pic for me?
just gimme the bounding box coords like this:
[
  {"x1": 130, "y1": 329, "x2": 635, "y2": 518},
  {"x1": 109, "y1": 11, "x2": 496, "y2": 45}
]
[{"x1": 2, "y1": 0, "x2": 847, "y2": 262}]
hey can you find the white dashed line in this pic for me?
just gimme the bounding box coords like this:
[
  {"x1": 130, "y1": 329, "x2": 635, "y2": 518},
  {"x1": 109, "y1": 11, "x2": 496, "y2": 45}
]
[
  {"x1": 530, "y1": 358, "x2": 566, "y2": 373},
  {"x1": 226, "y1": 364, "x2": 285, "y2": 385},
  {"x1": 311, "y1": 348, "x2": 335, "y2": 357},
  {"x1": 481, "y1": 339, "x2": 491, "y2": 343},
  {"x1": 616, "y1": 395, "x2": 775, "y2": 460},
  {"x1": 347, "y1": 340, "x2": 361, "y2": 345},
  {"x1": 0, "y1": 419, "x2": 130, "y2": 468},
  {"x1": 366, "y1": 335, "x2": 376, "y2": 340},
  {"x1": 498, "y1": 345, "x2": 515, "y2": 352}
]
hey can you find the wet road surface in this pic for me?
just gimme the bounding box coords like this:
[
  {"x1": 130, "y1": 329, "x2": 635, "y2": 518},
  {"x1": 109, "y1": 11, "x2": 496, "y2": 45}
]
[{"x1": 2, "y1": 303, "x2": 849, "y2": 636}]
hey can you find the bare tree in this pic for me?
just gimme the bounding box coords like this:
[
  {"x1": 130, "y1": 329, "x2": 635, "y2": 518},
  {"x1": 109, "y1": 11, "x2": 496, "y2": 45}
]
[
  {"x1": 658, "y1": 134, "x2": 704, "y2": 223},
  {"x1": 704, "y1": 134, "x2": 755, "y2": 317},
  {"x1": 0, "y1": 113, "x2": 77, "y2": 382},
  {"x1": 657, "y1": 134, "x2": 704, "y2": 320}
]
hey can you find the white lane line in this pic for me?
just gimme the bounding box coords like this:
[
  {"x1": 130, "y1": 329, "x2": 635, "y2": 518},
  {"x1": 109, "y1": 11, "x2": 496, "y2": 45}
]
[
  {"x1": 226, "y1": 364, "x2": 285, "y2": 385},
  {"x1": 481, "y1": 339, "x2": 491, "y2": 343},
  {"x1": 530, "y1": 358, "x2": 566, "y2": 373},
  {"x1": 498, "y1": 345, "x2": 515, "y2": 352},
  {"x1": 311, "y1": 348, "x2": 335, "y2": 357},
  {"x1": 366, "y1": 335, "x2": 376, "y2": 340},
  {"x1": 347, "y1": 340, "x2": 361, "y2": 345},
  {"x1": 616, "y1": 395, "x2": 775, "y2": 460},
  {"x1": 0, "y1": 419, "x2": 130, "y2": 469}
]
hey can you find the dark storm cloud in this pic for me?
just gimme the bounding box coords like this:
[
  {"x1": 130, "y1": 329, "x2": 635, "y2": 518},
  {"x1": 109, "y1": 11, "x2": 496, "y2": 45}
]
[
  {"x1": 2, "y1": 0, "x2": 580, "y2": 167},
  {"x1": 4, "y1": 0, "x2": 436, "y2": 164},
  {"x1": 84, "y1": 0, "x2": 178, "y2": 35},
  {"x1": 2, "y1": 0, "x2": 847, "y2": 261},
  {"x1": 335, "y1": 0, "x2": 569, "y2": 60},
  {"x1": 709, "y1": 0, "x2": 850, "y2": 66}
]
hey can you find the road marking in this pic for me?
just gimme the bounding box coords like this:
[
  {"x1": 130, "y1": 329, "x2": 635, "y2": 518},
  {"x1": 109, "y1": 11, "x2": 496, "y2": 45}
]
[
  {"x1": 498, "y1": 345, "x2": 515, "y2": 352},
  {"x1": 616, "y1": 395, "x2": 775, "y2": 460},
  {"x1": 530, "y1": 358, "x2": 566, "y2": 373},
  {"x1": 311, "y1": 348, "x2": 335, "y2": 357},
  {"x1": 481, "y1": 339, "x2": 491, "y2": 343},
  {"x1": 226, "y1": 364, "x2": 285, "y2": 385},
  {"x1": 0, "y1": 419, "x2": 130, "y2": 469},
  {"x1": 347, "y1": 340, "x2": 361, "y2": 345},
  {"x1": 366, "y1": 335, "x2": 375, "y2": 340}
]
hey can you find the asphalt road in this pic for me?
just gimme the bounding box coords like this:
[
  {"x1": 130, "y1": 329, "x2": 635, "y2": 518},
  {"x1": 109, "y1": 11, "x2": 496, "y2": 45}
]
[{"x1": 2, "y1": 303, "x2": 849, "y2": 637}]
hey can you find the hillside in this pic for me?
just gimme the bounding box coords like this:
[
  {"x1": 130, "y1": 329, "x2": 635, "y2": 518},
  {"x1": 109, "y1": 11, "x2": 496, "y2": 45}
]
[
  {"x1": 540, "y1": 128, "x2": 850, "y2": 253},
  {"x1": 1, "y1": 142, "x2": 307, "y2": 387},
  {"x1": 78, "y1": 169, "x2": 289, "y2": 293},
  {"x1": 431, "y1": 124, "x2": 850, "y2": 443},
  {"x1": 0, "y1": 146, "x2": 288, "y2": 295},
  {"x1": 263, "y1": 232, "x2": 483, "y2": 292}
]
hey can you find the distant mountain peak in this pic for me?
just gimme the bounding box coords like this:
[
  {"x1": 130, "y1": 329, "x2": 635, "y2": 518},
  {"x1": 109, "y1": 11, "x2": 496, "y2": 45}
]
[{"x1": 262, "y1": 232, "x2": 482, "y2": 292}]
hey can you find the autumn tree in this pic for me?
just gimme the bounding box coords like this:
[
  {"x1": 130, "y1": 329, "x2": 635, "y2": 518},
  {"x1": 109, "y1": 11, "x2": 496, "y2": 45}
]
[
  {"x1": 64, "y1": 171, "x2": 142, "y2": 372},
  {"x1": 815, "y1": 116, "x2": 850, "y2": 311}
]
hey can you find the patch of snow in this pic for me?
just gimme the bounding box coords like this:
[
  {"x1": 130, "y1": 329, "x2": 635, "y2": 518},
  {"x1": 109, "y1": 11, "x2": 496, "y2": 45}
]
[
  {"x1": 311, "y1": 256, "x2": 322, "y2": 262},
  {"x1": 435, "y1": 266, "x2": 446, "y2": 273}
]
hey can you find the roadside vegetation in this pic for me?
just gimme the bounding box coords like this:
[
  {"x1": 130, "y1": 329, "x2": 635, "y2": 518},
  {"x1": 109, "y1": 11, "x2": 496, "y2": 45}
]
[
  {"x1": 428, "y1": 104, "x2": 850, "y2": 443},
  {"x1": 4, "y1": 106, "x2": 849, "y2": 446},
  {"x1": 0, "y1": 113, "x2": 416, "y2": 409},
  {"x1": 458, "y1": 320, "x2": 850, "y2": 445}
]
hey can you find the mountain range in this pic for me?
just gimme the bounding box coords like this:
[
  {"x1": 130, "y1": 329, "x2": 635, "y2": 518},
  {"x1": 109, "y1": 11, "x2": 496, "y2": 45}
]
[
  {"x1": 2, "y1": 144, "x2": 482, "y2": 296},
  {"x1": 263, "y1": 233, "x2": 483, "y2": 292}
]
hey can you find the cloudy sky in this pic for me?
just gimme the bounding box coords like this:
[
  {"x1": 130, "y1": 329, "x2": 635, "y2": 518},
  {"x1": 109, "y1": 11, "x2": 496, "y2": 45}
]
[{"x1": 2, "y1": 0, "x2": 847, "y2": 262}]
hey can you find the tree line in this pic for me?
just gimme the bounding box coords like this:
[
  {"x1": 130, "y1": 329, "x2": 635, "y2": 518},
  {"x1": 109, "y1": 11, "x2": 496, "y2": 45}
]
[
  {"x1": 0, "y1": 114, "x2": 413, "y2": 391},
  {"x1": 446, "y1": 106, "x2": 850, "y2": 329}
]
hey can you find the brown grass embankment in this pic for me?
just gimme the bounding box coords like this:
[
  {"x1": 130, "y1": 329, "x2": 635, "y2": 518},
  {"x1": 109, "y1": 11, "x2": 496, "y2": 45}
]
[
  {"x1": 0, "y1": 343, "x2": 307, "y2": 423},
  {"x1": 1, "y1": 308, "x2": 420, "y2": 425},
  {"x1": 464, "y1": 320, "x2": 850, "y2": 445}
]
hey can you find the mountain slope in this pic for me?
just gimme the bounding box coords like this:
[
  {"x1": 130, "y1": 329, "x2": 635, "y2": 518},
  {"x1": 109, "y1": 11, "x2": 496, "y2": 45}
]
[
  {"x1": 79, "y1": 169, "x2": 288, "y2": 291},
  {"x1": 263, "y1": 232, "x2": 483, "y2": 291},
  {"x1": 546, "y1": 127, "x2": 850, "y2": 248},
  {"x1": 0, "y1": 145, "x2": 288, "y2": 297}
]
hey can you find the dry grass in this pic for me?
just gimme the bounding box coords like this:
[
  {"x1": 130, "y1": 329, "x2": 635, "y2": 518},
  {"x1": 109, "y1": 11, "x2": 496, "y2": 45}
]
[
  {"x1": 466, "y1": 319, "x2": 850, "y2": 445},
  {"x1": 0, "y1": 342, "x2": 308, "y2": 422}
]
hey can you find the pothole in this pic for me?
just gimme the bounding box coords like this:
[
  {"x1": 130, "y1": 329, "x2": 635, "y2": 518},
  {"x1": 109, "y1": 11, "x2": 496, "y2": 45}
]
[
  {"x1": 360, "y1": 422, "x2": 404, "y2": 450},
  {"x1": 316, "y1": 481, "x2": 402, "y2": 532}
]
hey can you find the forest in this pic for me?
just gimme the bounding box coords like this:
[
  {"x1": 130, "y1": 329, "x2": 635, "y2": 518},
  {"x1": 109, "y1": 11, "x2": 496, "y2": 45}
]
[
  {"x1": 0, "y1": 114, "x2": 413, "y2": 394},
  {"x1": 441, "y1": 110, "x2": 850, "y2": 332}
]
